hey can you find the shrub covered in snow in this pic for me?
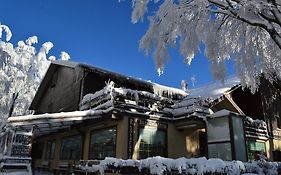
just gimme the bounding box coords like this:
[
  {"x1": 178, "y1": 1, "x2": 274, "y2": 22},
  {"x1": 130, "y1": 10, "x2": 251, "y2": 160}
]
[{"x1": 74, "y1": 156, "x2": 281, "y2": 175}]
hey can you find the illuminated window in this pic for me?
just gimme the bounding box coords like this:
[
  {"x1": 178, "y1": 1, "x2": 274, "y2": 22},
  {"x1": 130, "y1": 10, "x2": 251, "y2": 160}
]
[
  {"x1": 45, "y1": 140, "x2": 56, "y2": 159},
  {"x1": 139, "y1": 127, "x2": 166, "y2": 159},
  {"x1": 247, "y1": 140, "x2": 266, "y2": 160},
  {"x1": 89, "y1": 127, "x2": 116, "y2": 160},
  {"x1": 60, "y1": 135, "x2": 82, "y2": 160}
]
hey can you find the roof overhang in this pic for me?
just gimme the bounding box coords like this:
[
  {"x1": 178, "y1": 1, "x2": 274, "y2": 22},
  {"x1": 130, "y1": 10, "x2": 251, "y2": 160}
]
[{"x1": 8, "y1": 107, "x2": 113, "y2": 137}]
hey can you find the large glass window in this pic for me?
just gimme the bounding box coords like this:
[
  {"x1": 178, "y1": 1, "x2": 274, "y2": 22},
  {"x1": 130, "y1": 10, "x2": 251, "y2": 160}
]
[
  {"x1": 60, "y1": 135, "x2": 82, "y2": 160},
  {"x1": 247, "y1": 140, "x2": 266, "y2": 160},
  {"x1": 207, "y1": 116, "x2": 232, "y2": 161},
  {"x1": 89, "y1": 127, "x2": 116, "y2": 160},
  {"x1": 208, "y1": 142, "x2": 232, "y2": 160},
  {"x1": 232, "y1": 116, "x2": 247, "y2": 162},
  {"x1": 207, "y1": 117, "x2": 230, "y2": 142},
  {"x1": 139, "y1": 127, "x2": 166, "y2": 159},
  {"x1": 45, "y1": 140, "x2": 56, "y2": 159}
]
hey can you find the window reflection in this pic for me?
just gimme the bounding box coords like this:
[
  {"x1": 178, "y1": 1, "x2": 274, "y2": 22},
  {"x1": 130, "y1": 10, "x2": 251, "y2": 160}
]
[
  {"x1": 60, "y1": 135, "x2": 82, "y2": 160},
  {"x1": 89, "y1": 127, "x2": 116, "y2": 159},
  {"x1": 46, "y1": 140, "x2": 56, "y2": 159},
  {"x1": 247, "y1": 140, "x2": 266, "y2": 160},
  {"x1": 139, "y1": 127, "x2": 166, "y2": 159}
]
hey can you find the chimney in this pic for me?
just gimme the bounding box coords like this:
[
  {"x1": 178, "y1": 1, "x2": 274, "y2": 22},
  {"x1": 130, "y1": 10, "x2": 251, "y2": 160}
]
[{"x1": 181, "y1": 80, "x2": 188, "y2": 92}]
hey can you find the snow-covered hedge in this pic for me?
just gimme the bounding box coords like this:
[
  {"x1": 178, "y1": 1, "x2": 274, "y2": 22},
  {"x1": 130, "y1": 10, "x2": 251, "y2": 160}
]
[{"x1": 75, "y1": 156, "x2": 281, "y2": 175}]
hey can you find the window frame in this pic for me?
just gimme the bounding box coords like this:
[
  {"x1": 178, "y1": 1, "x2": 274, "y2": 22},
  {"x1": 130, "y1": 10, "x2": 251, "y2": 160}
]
[
  {"x1": 137, "y1": 124, "x2": 167, "y2": 159},
  {"x1": 45, "y1": 139, "x2": 56, "y2": 159},
  {"x1": 60, "y1": 134, "x2": 83, "y2": 160},
  {"x1": 88, "y1": 126, "x2": 117, "y2": 160},
  {"x1": 246, "y1": 140, "x2": 266, "y2": 160}
]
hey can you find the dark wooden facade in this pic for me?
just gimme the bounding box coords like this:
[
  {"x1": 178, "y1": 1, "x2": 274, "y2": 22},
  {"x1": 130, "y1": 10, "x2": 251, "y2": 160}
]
[
  {"x1": 30, "y1": 62, "x2": 83, "y2": 114},
  {"x1": 30, "y1": 60, "x2": 182, "y2": 115}
]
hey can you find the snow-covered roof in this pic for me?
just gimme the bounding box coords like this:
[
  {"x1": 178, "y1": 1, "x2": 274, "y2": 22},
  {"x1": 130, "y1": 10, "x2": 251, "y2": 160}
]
[
  {"x1": 11, "y1": 81, "x2": 194, "y2": 137},
  {"x1": 167, "y1": 77, "x2": 241, "y2": 119},
  {"x1": 79, "y1": 62, "x2": 187, "y2": 97},
  {"x1": 51, "y1": 60, "x2": 80, "y2": 68},
  {"x1": 51, "y1": 60, "x2": 187, "y2": 97},
  {"x1": 8, "y1": 107, "x2": 113, "y2": 137},
  {"x1": 79, "y1": 81, "x2": 174, "y2": 116},
  {"x1": 188, "y1": 76, "x2": 240, "y2": 100},
  {"x1": 27, "y1": 64, "x2": 241, "y2": 137},
  {"x1": 30, "y1": 60, "x2": 186, "y2": 110},
  {"x1": 170, "y1": 97, "x2": 210, "y2": 119},
  {"x1": 209, "y1": 109, "x2": 232, "y2": 118},
  {"x1": 151, "y1": 82, "x2": 187, "y2": 97}
]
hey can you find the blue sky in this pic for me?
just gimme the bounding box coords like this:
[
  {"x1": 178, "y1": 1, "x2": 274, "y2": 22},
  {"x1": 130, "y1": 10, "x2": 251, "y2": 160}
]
[{"x1": 0, "y1": 0, "x2": 236, "y2": 89}]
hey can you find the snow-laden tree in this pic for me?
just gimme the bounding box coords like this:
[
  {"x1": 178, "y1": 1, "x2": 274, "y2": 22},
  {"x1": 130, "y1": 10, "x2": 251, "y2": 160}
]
[
  {"x1": 0, "y1": 24, "x2": 70, "y2": 129},
  {"x1": 131, "y1": 0, "x2": 281, "y2": 92}
]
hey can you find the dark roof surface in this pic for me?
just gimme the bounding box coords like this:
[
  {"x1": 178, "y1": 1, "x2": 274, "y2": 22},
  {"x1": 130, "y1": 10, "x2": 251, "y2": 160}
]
[{"x1": 30, "y1": 60, "x2": 186, "y2": 110}]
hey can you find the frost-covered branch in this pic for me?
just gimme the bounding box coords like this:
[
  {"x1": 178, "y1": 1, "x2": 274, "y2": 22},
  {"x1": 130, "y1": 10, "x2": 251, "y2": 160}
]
[
  {"x1": 0, "y1": 24, "x2": 71, "y2": 130},
  {"x1": 130, "y1": 0, "x2": 281, "y2": 92}
]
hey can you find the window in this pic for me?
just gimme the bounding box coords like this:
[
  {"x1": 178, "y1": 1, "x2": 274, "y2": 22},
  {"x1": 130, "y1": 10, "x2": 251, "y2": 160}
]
[
  {"x1": 45, "y1": 140, "x2": 56, "y2": 159},
  {"x1": 207, "y1": 116, "x2": 233, "y2": 161},
  {"x1": 89, "y1": 127, "x2": 116, "y2": 160},
  {"x1": 207, "y1": 117, "x2": 230, "y2": 142},
  {"x1": 139, "y1": 127, "x2": 166, "y2": 159},
  {"x1": 247, "y1": 140, "x2": 266, "y2": 160},
  {"x1": 208, "y1": 142, "x2": 232, "y2": 160},
  {"x1": 60, "y1": 135, "x2": 82, "y2": 160}
]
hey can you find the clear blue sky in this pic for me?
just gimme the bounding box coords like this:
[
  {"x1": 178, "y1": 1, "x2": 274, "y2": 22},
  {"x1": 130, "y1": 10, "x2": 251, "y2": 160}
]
[{"x1": 0, "y1": 0, "x2": 236, "y2": 89}]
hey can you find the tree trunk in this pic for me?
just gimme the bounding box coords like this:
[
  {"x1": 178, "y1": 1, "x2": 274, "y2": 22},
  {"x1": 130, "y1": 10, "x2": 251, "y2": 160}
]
[{"x1": 8, "y1": 92, "x2": 19, "y2": 117}]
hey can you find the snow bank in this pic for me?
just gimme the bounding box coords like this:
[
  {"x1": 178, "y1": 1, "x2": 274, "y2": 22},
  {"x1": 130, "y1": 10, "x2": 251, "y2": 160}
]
[{"x1": 74, "y1": 156, "x2": 281, "y2": 175}]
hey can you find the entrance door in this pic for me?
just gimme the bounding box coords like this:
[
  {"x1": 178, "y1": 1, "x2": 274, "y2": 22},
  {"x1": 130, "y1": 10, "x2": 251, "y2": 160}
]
[{"x1": 199, "y1": 131, "x2": 208, "y2": 157}]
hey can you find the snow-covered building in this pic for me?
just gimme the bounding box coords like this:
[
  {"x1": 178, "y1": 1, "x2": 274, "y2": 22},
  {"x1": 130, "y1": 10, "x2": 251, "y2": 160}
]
[
  {"x1": 8, "y1": 60, "x2": 205, "y2": 171},
  {"x1": 190, "y1": 76, "x2": 281, "y2": 162},
  {"x1": 6, "y1": 61, "x2": 281, "y2": 173}
]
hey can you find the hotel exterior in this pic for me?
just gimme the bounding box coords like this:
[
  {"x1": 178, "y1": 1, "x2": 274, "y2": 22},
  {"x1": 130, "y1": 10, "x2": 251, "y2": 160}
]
[{"x1": 6, "y1": 60, "x2": 281, "y2": 173}]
